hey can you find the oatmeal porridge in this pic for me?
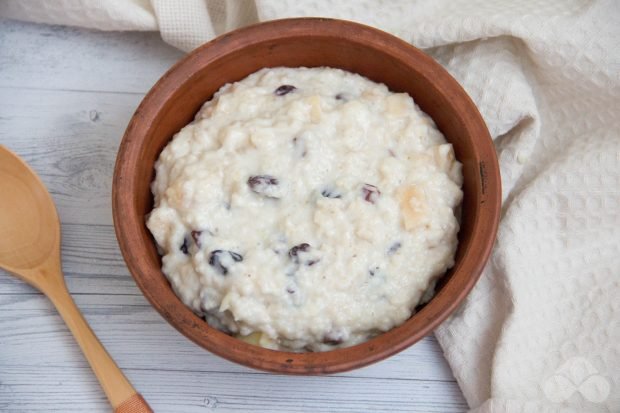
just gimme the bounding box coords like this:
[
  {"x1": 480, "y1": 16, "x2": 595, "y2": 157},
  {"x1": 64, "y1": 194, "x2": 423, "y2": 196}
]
[{"x1": 146, "y1": 67, "x2": 463, "y2": 351}]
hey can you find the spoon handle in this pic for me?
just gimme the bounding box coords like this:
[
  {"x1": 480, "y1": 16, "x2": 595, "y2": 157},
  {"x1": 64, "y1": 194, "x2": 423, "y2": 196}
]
[{"x1": 46, "y1": 280, "x2": 153, "y2": 412}]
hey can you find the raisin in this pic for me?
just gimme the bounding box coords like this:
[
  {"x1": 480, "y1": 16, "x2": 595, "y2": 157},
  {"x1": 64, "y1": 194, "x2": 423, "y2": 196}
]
[
  {"x1": 191, "y1": 229, "x2": 215, "y2": 247},
  {"x1": 288, "y1": 243, "x2": 310, "y2": 263},
  {"x1": 191, "y1": 230, "x2": 202, "y2": 247},
  {"x1": 369, "y1": 266, "x2": 380, "y2": 276},
  {"x1": 180, "y1": 238, "x2": 189, "y2": 255},
  {"x1": 209, "y1": 250, "x2": 243, "y2": 275},
  {"x1": 321, "y1": 187, "x2": 342, "y2": 199},
  {"x1": 248, "y1": 175, "x2": 280, "y2": 198},
  {"x1": 274, "y1": 85, "x2": 296, "y2": 96},
  {"x1": 289, "y1": 243, "x2": 320, "y2": 267},
  {"x1": 388, "y1": 242, "x2": 402, "y2": 255},
  {"x1": 335, "y1": 93, "x2": 347, "y2": 101},
  {"x1": 362, "y1": 183, "x2": 381, "y2": 204},
  {"x1": 248, "y1": 175, "x2": 278, "y2": 186}
]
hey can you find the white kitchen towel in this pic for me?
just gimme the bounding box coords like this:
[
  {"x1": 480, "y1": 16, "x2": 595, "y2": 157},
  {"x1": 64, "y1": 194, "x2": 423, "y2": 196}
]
[{"x1": 2, "y1": 1, "x2": 618, "y2": 411}]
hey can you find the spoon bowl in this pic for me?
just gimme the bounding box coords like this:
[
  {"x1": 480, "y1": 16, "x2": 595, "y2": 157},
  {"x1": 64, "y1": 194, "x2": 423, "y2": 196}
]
[
  {"x1": 0, "y1": 147, "x2": 58, "y2": 275},
  {"x1": 0, "y1": 145, "x2": 152, "y2": 413}
]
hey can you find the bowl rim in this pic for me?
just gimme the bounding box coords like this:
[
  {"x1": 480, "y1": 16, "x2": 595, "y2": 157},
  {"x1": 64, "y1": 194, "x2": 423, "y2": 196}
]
[{"x1": 113, "y1": 17, "x2": 501, "y2": 374}]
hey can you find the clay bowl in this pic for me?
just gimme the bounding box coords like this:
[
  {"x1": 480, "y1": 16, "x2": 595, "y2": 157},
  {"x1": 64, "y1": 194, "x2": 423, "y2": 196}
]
[{"x1": 113, "y1": 18, "x2": 500, "y2": 374}]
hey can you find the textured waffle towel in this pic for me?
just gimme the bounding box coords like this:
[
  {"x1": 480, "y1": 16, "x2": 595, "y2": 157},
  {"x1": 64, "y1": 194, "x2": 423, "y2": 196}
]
[{"x1": 3, "y1": 1, "x2": 618, "y2": 411}]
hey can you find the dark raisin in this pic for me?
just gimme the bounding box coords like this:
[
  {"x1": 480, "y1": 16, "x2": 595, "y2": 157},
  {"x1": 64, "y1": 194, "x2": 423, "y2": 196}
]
[
  {"x1": 369, "y1": 266, "x2": 380, "y2": 276},
  {"x1": 191, "y1": 230, "x2": 202, "y2": 247},
  {"x1": 248, "y1": 175, "x2": 280, "y2": 198},
  {"x1": 209, "y1": 250, "x2": 243, "y2": 275},
  {"x1": 321, "y1": 187, "x2": 342, "y2": 199},
  {"x1": 288, "y1": 243, "x2": 310, "y2": 263},
  {"x1": 286, "y1": 286, "x2": 296, "y2": 294},
  {"x1": 208, "y1": 251, "x2": 222, "y2": 268},
  {"x1": 289, "y1": 243, "x2": 320, "y2": 266},
  {"x1": 274, "y1": 85, "x2": 296, "y2": 96},
  {"x1": 249, "y1": 175, "x2": 278, "y2": 186},
  {"x1": 180, "y1": 238, "x2": 189, "y2": 255},
  {"x1": 362, "y1": 183, "x2": 381, "y2": 204},
  {"x1": 388, "y1": 242, "x2": 402, "y2": 255},
  {"x1": 335, "y1": 93, "x2": 347, "y2": 101}
]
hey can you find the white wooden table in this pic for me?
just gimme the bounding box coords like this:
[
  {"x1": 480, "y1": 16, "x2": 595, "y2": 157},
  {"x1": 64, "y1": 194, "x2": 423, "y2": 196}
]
[{"x1": 0, "y1": 19, "x2": 467, "y2": 412}]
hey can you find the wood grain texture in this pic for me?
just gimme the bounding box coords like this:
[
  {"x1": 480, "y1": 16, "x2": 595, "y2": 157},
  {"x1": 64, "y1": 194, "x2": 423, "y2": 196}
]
[{"x1": 0, "y1": 18, "x2": 467, "y2": 412}]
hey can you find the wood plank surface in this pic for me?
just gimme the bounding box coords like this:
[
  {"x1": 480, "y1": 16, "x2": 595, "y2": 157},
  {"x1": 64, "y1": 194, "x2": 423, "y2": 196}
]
[{"x1": 0, "y1": 18, "x2": 466, "y2": 412}]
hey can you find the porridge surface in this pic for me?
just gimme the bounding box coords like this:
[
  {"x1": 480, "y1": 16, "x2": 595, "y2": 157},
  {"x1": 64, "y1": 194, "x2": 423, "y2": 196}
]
[{"x1": 147, "y1": 67, "x2": 463, "y2": 351}]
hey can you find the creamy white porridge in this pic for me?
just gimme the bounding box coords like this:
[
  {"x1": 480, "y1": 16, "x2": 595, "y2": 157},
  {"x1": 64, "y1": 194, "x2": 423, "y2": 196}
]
[{"x1": 146, "y1": 67, "x2": 463, "y2": 351}]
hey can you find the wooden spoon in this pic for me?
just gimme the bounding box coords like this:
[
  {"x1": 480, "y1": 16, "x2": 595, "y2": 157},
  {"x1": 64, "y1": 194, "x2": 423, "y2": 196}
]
[{"x1": 0, "y1": 145, "x2": 152, "y2": 413}]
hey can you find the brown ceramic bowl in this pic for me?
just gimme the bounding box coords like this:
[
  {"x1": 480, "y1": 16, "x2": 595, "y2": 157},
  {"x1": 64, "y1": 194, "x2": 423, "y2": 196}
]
[{"x1": 113, "y1": 18, "x2": 500, "y2": 374}]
